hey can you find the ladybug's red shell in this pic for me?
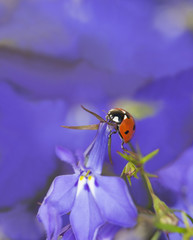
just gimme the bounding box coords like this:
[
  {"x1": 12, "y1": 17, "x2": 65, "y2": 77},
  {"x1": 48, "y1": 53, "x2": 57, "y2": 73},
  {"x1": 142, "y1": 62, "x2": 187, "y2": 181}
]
[
  {"x1": 119, "y1": 114, "x2": 135, "y2": 143},
  {"x1": 106, "y1": 108, "x2": 135, "y2": 143}
]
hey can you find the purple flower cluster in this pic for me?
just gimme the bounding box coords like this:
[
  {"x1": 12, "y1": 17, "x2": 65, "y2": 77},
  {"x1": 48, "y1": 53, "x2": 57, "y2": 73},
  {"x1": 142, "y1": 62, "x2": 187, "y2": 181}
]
[{"x1": 38, "y1": 123, "x2": 137, "y2": 240}]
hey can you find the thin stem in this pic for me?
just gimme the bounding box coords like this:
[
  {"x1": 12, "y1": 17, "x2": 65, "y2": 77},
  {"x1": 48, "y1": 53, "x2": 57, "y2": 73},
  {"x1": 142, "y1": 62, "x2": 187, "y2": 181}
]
[{"x1": 128, "y1": 142, "x2": 136, "y2": 153}]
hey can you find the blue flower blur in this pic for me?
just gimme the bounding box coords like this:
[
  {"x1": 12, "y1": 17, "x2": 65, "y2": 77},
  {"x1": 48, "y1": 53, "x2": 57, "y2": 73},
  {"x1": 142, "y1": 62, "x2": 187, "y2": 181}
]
[
  {"x1": 38, "y1": 123, "x2": 137, "y2": 240},
  {"x1": 1, "y1": 0, "x2": 193, "y2": 239}
]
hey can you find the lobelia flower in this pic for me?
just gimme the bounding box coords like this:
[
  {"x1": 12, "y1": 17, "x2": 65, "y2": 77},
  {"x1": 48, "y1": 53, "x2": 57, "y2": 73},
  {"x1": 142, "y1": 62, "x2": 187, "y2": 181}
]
[{"x1": 37, "y1": 122, "x2": 137, "y2": 240}]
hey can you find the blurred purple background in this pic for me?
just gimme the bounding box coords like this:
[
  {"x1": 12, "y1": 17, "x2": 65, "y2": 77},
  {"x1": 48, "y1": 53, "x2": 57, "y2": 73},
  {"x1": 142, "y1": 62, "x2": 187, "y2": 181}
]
[{"x1": 0, "y1": 0, "x2": 193, "y2": 239}]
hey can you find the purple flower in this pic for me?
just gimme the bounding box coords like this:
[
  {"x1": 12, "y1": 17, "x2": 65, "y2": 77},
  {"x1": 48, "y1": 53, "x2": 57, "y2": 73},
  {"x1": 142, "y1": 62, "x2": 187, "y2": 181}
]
[
  {"x1": 97, "y1": 223, "x2": 121, "y2": 240},
  {"x1": 38, "y1": 123, "x2": 137, "y2": 240},
  {"x1": 152, "y1": 145, "x2": 193, "y2": 215},
  {"x1": 0, "y1": 204, "x2": 43, "y2": 240},
  {"x1": 61, "y1": 227, "x2": 76, "y2": 240},
  {"x1": 61, "y1": 223, "x2": 121, "y2": 240},
  {"x1": 1, "y1": 0, "x2": 193, "y2": 85},
  {"x1": 0, "y1": 82, "x2": 65, "y2": 207}
]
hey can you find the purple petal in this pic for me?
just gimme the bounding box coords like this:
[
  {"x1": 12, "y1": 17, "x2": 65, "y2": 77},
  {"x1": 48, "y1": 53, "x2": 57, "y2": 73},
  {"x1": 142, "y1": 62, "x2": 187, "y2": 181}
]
[
  {"x1": 187, "y1": 166, "x2": 193, "y2": 214},
  {"x1": 0, "y1": 82, "x2": 64, "y2": 207},
  {"x1": 37, "y1": 203, "x2": 62, "y2": 240},
  {"x1": 94, "y1": 175, "x2": 137, "y2": 227},
  {"x1": 46, "y1": 175, "x2": 78, "y2": 214},
  {"x1": 86, "y1": 122, "x2": 109, "y2": 174},
  {"x1": 70, "y1": 187, "x2": 104, "y2": 240},
  {"x1": 74, "y1": 149, "x2": 85, "y2": 169},
  {"x1": 61, "y1": 227, "x2": 76, "y2": 240},
  {"x1": 133, "y1": 73, "x2": 193, "y2": 172},
  {"x1": 0, "y1": 205, "x2": 43, "y2": 240},
  {"x1": 2, "y1": 1, "x2": 193, "y2": 83},
  {"x1": 152, "y1": 146, "x2": 193, "y2": 214},
  {"x1": 97, "y1": 223, "x2": 121, "y2": 240},
  {"x1": 56, "y1": 146, "x2": 77, "y2": 167}
]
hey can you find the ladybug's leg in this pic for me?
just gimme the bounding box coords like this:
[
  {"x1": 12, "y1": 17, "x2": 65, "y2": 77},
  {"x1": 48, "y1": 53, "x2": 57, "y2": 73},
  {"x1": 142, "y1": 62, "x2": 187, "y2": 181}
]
[
  {"x1": 121, "y1": 141, "x2": 132, "y2": 153},
  {"x1": 121, "y1": 140, "x2": 125, "y2": 150},
  {"x1": 108, "y1": 129, "x2": 117, "y2": 139},
  {"x1": 122, "y1": 142, "x2": 139, "y2": 159},
  {"x1": 108, "y1": 129, "x2": 117, "y2": 164},
  {"x1": 121, "y1": 140, "x2": 128, "y2": 151}
]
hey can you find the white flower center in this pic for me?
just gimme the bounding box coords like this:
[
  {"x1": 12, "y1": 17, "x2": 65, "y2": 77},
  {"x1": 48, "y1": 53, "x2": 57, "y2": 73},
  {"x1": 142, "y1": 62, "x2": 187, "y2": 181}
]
[{"x1": 76, "y1": 171, "x2": 97, "y2": 197}]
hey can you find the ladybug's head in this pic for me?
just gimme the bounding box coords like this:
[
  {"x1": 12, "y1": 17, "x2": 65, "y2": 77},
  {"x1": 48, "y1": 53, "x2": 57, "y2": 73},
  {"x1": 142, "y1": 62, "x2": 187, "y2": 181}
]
[{"x1": 106, "y1": 108, "x2": 125, "y2": 125}]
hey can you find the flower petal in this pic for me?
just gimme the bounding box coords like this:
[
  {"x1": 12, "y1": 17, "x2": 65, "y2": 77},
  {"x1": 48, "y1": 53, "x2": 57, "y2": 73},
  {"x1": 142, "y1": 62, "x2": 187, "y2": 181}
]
[
  {"x1": 46, "y1": 175, "x2": 78, "y2": 214},
  {"x1": 37, "y1": 203, "x2": 62, "y2": 240},
  {"x1": 0, "y1": 82, "x2": 64, "y2": 207},
  {"x1": 56, "y1": 146, "x2": 77, "y2": 167},
  {"x1": 94, "y1": 175, "x2": 137, "y2": 227},
  {"x1": 152, "y1": 146, "x2": 193, "y2": 214},
  {"x1": 0, "y1": 204, "x2": 43, "y2": 240},
  {"x1": 70, "y1": 186, "x2": 104, "y2": 240},
  {"x1": 187, "y1": 166, "x2": 193, "y2": 214},
  {"x1": 97, "y1": 223, "x2": 120, "y2": 240},
  {"x1": 86, "y1": 122, "x2": 109, "y2": 174},
  {"x1": 61, "y1": 227, "x2": 76, "y2": 240},
  {"x1": 74, "y1": 149, "x2": 85, "y2": 170}
]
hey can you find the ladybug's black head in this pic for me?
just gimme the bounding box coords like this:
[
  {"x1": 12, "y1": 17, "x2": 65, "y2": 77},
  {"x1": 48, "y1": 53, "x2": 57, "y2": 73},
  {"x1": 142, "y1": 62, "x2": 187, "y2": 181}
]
[{"x1": 106, "y1": 109, "x2": 125, "y2": 124}]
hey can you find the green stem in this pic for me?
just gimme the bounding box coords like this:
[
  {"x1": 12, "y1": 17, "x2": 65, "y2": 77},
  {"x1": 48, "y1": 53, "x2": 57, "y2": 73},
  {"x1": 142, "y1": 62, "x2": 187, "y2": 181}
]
[
  {"x1": 128, "y1": 142, "x2": 136, "y2": 153},
  {"x1": 141, "y1": 170, "x2": 154, "y2": 195}
]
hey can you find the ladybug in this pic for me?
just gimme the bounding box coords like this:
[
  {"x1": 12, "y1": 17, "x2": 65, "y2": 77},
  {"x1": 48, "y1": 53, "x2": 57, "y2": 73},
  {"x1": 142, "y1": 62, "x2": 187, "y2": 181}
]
[{"x1": 106, "y1": 108, "x2": 135, "y2": 146}]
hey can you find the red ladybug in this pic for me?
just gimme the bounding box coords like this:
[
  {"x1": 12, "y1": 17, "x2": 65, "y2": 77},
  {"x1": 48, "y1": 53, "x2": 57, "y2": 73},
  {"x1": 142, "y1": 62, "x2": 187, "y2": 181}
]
[{"x1": 106, "y1": 108, "x2": 135, "y2": 145}]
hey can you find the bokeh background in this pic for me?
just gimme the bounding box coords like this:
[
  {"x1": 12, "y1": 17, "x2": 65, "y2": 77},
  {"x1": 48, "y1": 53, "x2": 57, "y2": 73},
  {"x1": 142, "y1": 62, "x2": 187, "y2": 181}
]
[{"x1": 0, "y1": 0, "x2": 193, "y2": 239}]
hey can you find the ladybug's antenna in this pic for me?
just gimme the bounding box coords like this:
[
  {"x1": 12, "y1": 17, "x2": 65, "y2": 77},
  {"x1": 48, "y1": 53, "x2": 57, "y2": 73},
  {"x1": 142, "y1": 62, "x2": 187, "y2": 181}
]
[
  {"x1": 81, "y1": 106, "x2": 116, "y2": 128},
  {"x1": 102, "y1": 109, "x2": 108, "y2": 115},
  {"x1": 61, "y1": 124, "x2": 99, "y2": 130},
  {"x1": 81, "y1": 105, "x2": 105, "y2": 122}
]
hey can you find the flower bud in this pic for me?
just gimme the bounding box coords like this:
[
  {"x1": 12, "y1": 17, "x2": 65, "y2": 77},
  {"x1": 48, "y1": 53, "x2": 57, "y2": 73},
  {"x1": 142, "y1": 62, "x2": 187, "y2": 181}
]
[{"x1": 124, "y1": 162, "x2": 137, "y2": 177}]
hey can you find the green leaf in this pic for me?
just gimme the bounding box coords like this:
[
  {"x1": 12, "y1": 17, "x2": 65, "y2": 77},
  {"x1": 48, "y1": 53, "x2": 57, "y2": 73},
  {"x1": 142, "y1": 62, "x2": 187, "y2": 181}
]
[
  {"x1": 150, "y1": 231, "x2": 161, "y2": 240},
  {"x1": 146, "y1": 173, "x2": 158, "y2": 178},
  {"x1": 183, "y1": 231, "x2": 193, "y2": 240},
  {"x1": 117, "y1": 151, "x2": 138, "y2": 164},
  {"x1": 127, "y1": 176, "x2": 132, "y2": 186},
  {"x1": 120, "y1": 166, "x2": 126, "y2": 177},
  {"x1": 140, "y1": 149, "x2": 159, "y2": 164},
  {"x1": 182, "y1": 212, "x2": 191, "y2": 228},
  {"x1": 173, "y1": 210, "x2": 193, "y2": 225},
  {"x1": 155, "y1": 222, "x2": 187, "y2": 234},
  {"x1": 185, "y1": 214, "x2": 193, "y2": 225}
]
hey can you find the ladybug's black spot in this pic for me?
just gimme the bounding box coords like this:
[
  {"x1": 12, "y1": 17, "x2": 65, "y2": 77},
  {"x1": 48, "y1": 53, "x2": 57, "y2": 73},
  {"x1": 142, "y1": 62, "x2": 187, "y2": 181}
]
[
  {"x1": 133, "y1": 125, "x2": 136, "y2": 131},
  {"x1": 124, "y1": 130, "x2": 129, "y2": 135},
  {"x1": 126, "y1": 113, "x2": 130, "y2": 119}
]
